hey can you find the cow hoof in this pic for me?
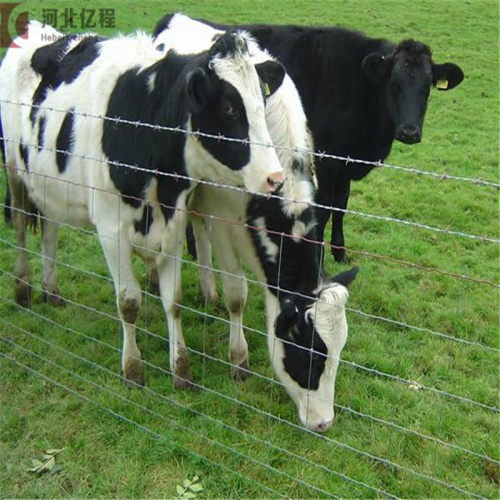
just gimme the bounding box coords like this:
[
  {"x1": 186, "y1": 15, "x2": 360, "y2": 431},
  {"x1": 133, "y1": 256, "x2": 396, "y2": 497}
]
[
  {"x1": 14, "y1": 281, "x2": 31, "y2": 308},
  {"x1": 231, "y1": 360, "x2": 251, "y2": 381},
  {"x1": 198, "y1": 285, "x2": 219, "y2": 305},
  {"x1": 148, "y1": 280, "x2": 160, "y2": 296},
  {"x1": 331, "y1": 248, "x2": 349, "y2": 263},
  {"x1": 123, "y1": 358, "x2": 145, "y2": 387},
  {"x1": 124, "y1": 376, "x2": 145, "y2": 389},
  {"x1": 42, "y1": 290, "x2": 65, "y2": 307},
  {"x1": 173, "y1": 375, "x2": 198, "y2": 391}
]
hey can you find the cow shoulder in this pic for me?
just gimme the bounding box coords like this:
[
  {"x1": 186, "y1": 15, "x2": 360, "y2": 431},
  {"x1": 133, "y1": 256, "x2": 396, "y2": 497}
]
[
  {"x1": 31, "y1": 36, "x2": 103, "y2": 122},
  {"x1": 102, "y1": 51, "x2": 191, "y2": 210}
]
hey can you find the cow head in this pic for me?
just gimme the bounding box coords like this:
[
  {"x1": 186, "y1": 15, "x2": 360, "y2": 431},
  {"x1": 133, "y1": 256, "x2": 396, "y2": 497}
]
[
  {"x1": 362, "y1": 40, "x2": 464, "y2": 144},
  {"x1": 186, "y1": 30, "x2": 286, "y2": 194},
  {"x1": 269, "y1": 267, "x2": 358, "y2": 432}
]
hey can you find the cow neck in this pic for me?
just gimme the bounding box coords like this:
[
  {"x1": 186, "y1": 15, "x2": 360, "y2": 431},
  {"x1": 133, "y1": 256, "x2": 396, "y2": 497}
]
[{"x1": 246, "y1": 195, "x2": 322, "y2": 300}]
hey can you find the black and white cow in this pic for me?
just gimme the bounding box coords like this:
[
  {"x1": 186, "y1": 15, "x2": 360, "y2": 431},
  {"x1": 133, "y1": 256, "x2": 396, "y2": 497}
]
[
  {"x1": 154, "y1": 15, "x2": 465, "y2": 262},
  {"x1": 0, "y1": 21, "x2": 287, "y2": 387},
  {"x1": 154, "y1": 15, "x2": 358, "y2": 432}
]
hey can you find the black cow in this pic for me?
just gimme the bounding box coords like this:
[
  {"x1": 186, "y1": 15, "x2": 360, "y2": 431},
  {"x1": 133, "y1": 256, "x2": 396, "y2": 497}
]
[{"x1": 155, "y1": 16, "x2": 465, "y2": 261}]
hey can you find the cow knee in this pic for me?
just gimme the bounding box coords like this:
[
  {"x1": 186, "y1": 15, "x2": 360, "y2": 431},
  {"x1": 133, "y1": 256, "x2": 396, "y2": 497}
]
[
  {"x1": 118, "y1": 290, "x2": 141, "y2": 324},
  {"x1": 226, "y1": 296, "x2": 245, "y2": 315}
]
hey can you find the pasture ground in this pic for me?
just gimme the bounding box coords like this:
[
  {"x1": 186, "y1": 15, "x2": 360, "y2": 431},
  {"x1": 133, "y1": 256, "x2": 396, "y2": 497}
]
[{"x1": 0, "y1": 0, "x2": 498, "y2": 498}]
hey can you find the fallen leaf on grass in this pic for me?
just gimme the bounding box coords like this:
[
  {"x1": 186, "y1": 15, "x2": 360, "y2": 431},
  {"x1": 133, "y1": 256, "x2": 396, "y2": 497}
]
[
  {"x1": 28, "y1": 448, "x2": 65, "y2": 475},
  {"x1": 45, "y1": 448, "x2": 65, "y2": 455},
  {"x1": 175, "y1": 475, "x2": 203, "y2": 499}
]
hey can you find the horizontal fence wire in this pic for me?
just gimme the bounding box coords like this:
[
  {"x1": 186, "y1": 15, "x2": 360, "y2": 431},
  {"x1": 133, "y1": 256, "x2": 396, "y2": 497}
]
[
  {"x1": 2, "y1": 97, "x2": 499, "y2": 189},
  {"x1": 2, "y1": 196, "x2": 499, "y2": 291},
  {"x1": 0, "y1": 211, "x2": 498, "y2": 413},
  {"x1": 1, "y1": 269, "x2": 498, "y2": 468},
  {"x1": 2, "y1": 134, "x2": 498, "y2": 246},
  {"x1": 0, "y1": 320, "x2": 489, "y2": 500},
  {"x1": 1, "y1": 101, "x2": 499, "y2": 244},
  {"x1": 1, "y1": 286, "x2": 498, "y2": 467},
  {"x1": 0, "y1": 330, "x2": 393, "y2": 499},
  {"x1": 0, "y1": 95, "x2": 497, "y2": 499},
  {"x1": 1, "y1": 217, "x2": 498, "y2": 354},
  {"x1": 0, "y1": 350, "x2": 288, "y2": 499},
  {"x1": 1, "y1": 260, "x2": 498, "y2": 416}
]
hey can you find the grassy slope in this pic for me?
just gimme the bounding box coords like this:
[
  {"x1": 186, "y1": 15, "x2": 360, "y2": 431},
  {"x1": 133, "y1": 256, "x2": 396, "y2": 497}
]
[{"x1": 0, "y1": 0, "x2": 498, "y2": 498}]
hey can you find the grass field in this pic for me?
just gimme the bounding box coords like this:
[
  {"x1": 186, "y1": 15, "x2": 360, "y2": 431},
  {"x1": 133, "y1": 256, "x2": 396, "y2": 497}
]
[{"x1": 0, "y1": 0, "x2": 499, "y2": 498}]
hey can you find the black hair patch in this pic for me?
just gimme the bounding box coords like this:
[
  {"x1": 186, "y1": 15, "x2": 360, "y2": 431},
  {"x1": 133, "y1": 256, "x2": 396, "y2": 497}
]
[
  {"x1": 209, "y1": 30, "x2": 249, "y2": 59},
  {"x1": 134, "y1": 203, "x2": 154, "y2": 236},
  {"x1": 37, "y1": 115, "x2": 46, "y2": 151},
  {"x1": 31, "y1": 36, "x2": 102, "y2": 124},
  {"x1": 19, "y1": 140, "x2": 29, "y2": 171},
  {"x1": 56, "y1": 110, "x2": 74, "y2": 173}
]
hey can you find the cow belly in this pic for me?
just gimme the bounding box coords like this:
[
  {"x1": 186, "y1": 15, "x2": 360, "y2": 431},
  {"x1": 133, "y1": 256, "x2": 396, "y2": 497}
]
[
  {"x1": 130, "y1": 211, "x2": 164, "y2": 260},
  {"x1": 24, "y1": 170, "x2": 90, "y2": 225},
  {"x1": 129, "y1": 190, "x2": 189, "y2": 262},
  {"x1": 190, "y1": 185, "x2": 265, "y2": 282}
]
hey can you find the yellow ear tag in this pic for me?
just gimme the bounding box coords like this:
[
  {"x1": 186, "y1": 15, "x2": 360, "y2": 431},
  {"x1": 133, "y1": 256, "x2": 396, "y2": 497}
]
[
  {"x1": 436, "y1": 78, "x2": 449, "y2": 90},
  {"x1": 264, "y1": 82, "x2": 271, "y2": 97}
]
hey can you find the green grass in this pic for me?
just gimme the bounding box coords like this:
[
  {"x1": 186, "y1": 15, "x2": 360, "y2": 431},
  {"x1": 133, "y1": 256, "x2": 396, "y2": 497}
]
[{"x1": 0, "y1": 0, "x2": 499, "y2": 498}]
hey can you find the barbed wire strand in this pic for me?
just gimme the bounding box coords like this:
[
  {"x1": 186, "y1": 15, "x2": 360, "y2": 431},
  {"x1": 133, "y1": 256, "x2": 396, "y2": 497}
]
[
  {"x1": 1, "y1": 135, "x2": 499, "y2": 245},
  {"x1": 2, "y1": 194, "x2": 499, "y2": 291},
  {"x1": 1, "y1": 97, "x2": 499, "y2": 189},
  {"x1": 1, "y1": 232, "x2": 498, "y2": 356}
]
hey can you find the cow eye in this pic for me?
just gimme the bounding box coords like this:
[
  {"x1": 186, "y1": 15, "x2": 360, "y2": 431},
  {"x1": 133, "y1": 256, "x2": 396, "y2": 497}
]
[{"x1": 222, "y1": 101, "x2": 238, "y2": 119}]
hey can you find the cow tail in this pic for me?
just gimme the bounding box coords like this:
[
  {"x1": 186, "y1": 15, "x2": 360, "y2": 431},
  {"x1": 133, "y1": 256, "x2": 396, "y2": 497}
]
[
  {"x1": 0, "y1": 102, "x2": 39, "y2": 232},
  {"x1": 0, "y1": 103, "x2": 13, "y2": 226},
  {"x1": 25, "y1": 197, "x2": 39, "y2": 234}
]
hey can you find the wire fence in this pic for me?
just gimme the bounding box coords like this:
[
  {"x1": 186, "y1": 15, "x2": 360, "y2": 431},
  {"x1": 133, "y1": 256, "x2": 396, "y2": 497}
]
[{"x1": 0, "y1": 97, "x2": 498, "y2": 499}]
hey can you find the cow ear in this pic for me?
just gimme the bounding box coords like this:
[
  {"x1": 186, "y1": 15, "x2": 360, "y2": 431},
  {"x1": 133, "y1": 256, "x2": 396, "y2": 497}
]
[
  {"x1": 432, "y1": 62, "x2": 464, "y2": 91},
  {"x1": 330, "y1": 266, "x2": 359, "y2": 288},
  {"x1": 187, "y1": 68, "x2": 211, "y2": 114},
  {"x1": 255, "y1": 60, "x2": 286, "y2": 97},
  {"x1": 362, "y1": 53, "x2": 391, "y2": 83},
  {"x1": 275, "y1": 300, "x2": 299, "y2": 341}
]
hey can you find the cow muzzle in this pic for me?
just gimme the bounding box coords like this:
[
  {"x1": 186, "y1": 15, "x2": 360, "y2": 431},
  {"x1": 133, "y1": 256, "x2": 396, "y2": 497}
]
[
  {"x1": 302, "y1": 415, "x2": 334, "y2": 433},
  {"x1": 299, "y1": 405, "x2": 335, "y2": 433},
  {"x1": 396, "y1": 124, "x2": 422, "y2": 144},
  {"x1": 266, "y1": 171, "x2": 285, "y2": 193}
]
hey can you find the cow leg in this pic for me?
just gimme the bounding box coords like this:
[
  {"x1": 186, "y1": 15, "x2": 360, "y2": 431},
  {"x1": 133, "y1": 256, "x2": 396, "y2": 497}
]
[
  {"x1": 156, "y1": 212, "x2": 194, "y2": 389},
  {"x1": 223, "y1": 270, "x2": 250, "y2": 380},
  {"x1": 185, "y1": 222, "x2": 197, "y2": 260},
  {"x1": 191, "y1": 216, "x2": 218, "y2": 304},
  {"x1": 41, "y1": 217, "x2": 64, "y2": 306},
  {"x1": 315, "y1": 203, "x2": 331, "y2": 252},
  {"x1": 330, "y1": 178, "x2": 351, "y2": 262},
  {"x1": 4, "y1": 175, "x2": 12, "y2": 226},
  {"x1": 97, "y1": 223, "x2": 144, "y2": 387},
  {"x1": 147, "y1": 265, "x2": 160, "y2": 295},
  {"x1": 210, "y1": 234, "x2": 250, "y2": 380},
  {"x1": 8, "y1": 177, "x2": 32, "y2": 307}
]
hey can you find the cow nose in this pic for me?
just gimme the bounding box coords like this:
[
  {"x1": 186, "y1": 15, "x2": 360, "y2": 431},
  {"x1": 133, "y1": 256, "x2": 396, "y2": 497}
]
[
  {"x1": 398, "y1": 124, "x2": 421, "y2": 144},
  {"x1": 313, "y1": 418, "x2": 334, "y2": 433},
  {"x1": 266, "y1": 171, "x2": 284, "y2": 192}
]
